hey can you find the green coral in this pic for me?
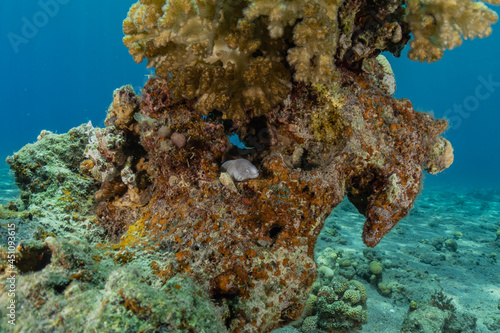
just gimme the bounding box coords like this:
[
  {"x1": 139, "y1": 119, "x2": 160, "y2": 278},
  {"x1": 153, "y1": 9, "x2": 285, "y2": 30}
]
[
  {"x1": 331, "y1": 275, "x2": 350, "y2": 294},
  {"x1": 0, "y1": 236, "x2": 227, "y2": 333},
  {"x1": 343, "y1": 289, "x2": 361, "y2": 304},
  {"x1": 369, "y1": 260, "x2": 383, "y2": 275},
  {"x1": 345, "y1": 305, "x2": 366, "y2": 321},
  {"x1": 377, "y1": 282, "x2": 392, "y2": 295},
  {"x1": 300, "y1": 315, "x2": 319, "y2": 332},
  {"x1": 351, "y1": 280, "x2": 368, "y2": 302},
  {"x1": 5, "y1": 123, "x2": 102, "y2": 242},
  {"x1": 6, "y1": 124, "x2": 97, "y2": 215}
]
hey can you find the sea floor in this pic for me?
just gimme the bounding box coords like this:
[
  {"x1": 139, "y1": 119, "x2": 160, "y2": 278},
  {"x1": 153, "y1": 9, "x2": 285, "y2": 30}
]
[
  {"x1": 1, "y1": 164, "x2": 499, "y2": 332},
  {"x1": 308, "y1": 185, "x2": 500, "y2": 333}
]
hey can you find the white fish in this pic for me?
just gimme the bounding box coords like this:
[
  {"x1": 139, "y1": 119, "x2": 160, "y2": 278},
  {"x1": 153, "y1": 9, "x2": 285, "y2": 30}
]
[{"x1": 221, "y1": 159, "x2": 259, "y2": 182}]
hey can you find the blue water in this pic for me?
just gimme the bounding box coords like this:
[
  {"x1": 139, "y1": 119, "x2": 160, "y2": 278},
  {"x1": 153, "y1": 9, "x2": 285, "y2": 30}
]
[
  {"x1": 387, "y1": 37, "x2": 500, "y2": 189},
  {"x1": 0, "y1": 1, "x2": 148, "y2": 161},
  {"x1": 1, "y1": 1, "x2": 499, "y2": 189}
]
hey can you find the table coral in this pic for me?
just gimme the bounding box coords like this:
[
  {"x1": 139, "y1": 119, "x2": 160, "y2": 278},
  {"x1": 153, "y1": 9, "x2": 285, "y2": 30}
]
[{"x1": 123, "y1": 0, "x2": 410, "y2": 120}]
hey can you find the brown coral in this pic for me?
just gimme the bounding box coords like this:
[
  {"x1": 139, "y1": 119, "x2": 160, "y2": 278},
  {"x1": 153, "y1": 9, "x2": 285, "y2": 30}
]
[{"x1": 123, "y1": 0, "x2": 291, "y2": 120}]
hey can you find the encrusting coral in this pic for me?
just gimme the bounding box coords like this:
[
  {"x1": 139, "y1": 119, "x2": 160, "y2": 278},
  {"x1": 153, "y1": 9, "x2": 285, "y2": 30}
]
[{"x1": 1, "y1": 0, "x2": 499, "y2": 332}]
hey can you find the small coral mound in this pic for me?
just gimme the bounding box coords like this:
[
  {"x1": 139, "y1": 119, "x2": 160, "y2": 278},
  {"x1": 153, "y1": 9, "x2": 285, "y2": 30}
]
[
  {"x1": 300, "y1": 276, "x2": 368, "y2": 332},
  {"x1": 405, "y1": 0, "x2": 499, "y2": 62},
  {"x1": 402, "y1": 291, "x2": 477, "y2": 332}
]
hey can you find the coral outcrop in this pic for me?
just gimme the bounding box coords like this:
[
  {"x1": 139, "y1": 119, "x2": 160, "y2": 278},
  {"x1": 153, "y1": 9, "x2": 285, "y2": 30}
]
[
  {"x1": 2, "y1": 69, "x2": 452, "y2": 331},
  {"x1": 3, "y1": 0, "x2": 499, "y2": 332},
  {"x1": 5, "y1": 124, "x2": 102, "y2": 242},
  {"x1": 82, "y1": 63, "x2": 450, "y2": 331}
]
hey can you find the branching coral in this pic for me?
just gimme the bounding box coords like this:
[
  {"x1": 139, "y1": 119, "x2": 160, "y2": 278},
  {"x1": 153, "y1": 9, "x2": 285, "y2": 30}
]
[
  {"x1": 245, "y1": 0, "x2": 345, "y2": 83},
  {"x1": 405, "y1": 0, "x2": 499, "y2": 62}
]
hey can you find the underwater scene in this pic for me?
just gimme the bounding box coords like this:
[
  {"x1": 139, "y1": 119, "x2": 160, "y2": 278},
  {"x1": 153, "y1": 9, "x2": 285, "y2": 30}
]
[{"x1": 1, "y1": 0, "x2": 500, "y2": 332}]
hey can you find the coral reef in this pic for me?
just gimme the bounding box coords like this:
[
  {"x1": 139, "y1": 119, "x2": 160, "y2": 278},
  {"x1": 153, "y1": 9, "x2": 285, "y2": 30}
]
[
  {"x1": 1, "y1": 68, "x2": 452, "y2": 331},
  {"x1": 85, "y1": 64, "x2": 450, "y2": 330},
  {"x1": 5, "y1": 0, "x2": 500, "y2": 331},
  {"x1": 2, "y1": 68, "x2": 453, "y2": 332},
  {"x1": 0, "y1": 236, "x2": 227, "y2": 332}
]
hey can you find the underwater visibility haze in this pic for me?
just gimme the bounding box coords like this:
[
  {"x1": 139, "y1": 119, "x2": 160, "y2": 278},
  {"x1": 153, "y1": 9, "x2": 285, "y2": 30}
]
[{"x1": 0, "y1": 0, "x2": 499, "y2": 332}]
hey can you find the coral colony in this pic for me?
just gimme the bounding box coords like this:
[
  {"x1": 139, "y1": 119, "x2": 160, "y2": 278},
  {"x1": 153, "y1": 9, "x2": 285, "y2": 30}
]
[{"x1": 1, "y1": 0, "x2": 498, "y2": 332}]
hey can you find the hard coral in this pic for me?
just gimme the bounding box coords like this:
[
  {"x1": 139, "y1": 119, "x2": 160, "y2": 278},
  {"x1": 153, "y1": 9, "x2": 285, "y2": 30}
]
[
  {"x1": 123, "y1": 0, "x2": 409, "y2": 121},
  {"x1": 123, "y1": 0, "x2": 291, "y2": 120},
  {"x1": 313, "y1": 278, "x2": 368, "y2": 332},
  {"x1": 405, "y1": 0, "x2": 499, "y2": 62}
]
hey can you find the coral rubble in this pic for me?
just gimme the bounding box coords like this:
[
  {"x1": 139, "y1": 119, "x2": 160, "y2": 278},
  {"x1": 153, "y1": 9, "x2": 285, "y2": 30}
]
[{"x1": 2, "y1": 0, "x2": 499, "y2": 331}]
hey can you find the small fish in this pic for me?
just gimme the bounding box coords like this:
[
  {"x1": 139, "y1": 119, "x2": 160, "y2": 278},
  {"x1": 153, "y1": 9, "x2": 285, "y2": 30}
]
[{"x1": 221, "y1": 159, "x2": 259, "y2": 182}]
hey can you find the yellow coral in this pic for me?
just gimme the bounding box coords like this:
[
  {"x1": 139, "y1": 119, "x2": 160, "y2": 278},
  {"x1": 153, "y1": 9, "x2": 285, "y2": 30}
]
[
  {"x1": 351, "y1": 280, "x2": 367, "y2": 303},
  {"x1": 424, "y1": 138, "x2": 454, "y2": 175},
  {"x1": 105, "y1": 85, "x2": 138, "y2": 130},
  {"x1": 123, "y1": 0, "x2": 293, "y2": 120},
  {"x1": 369, "y1": 260, "x2": 383, "y2": 275},
  {"x1": 310, "y1": 83, "x2": 345, "y2": 144},
  {"x1": 405, "y1": 0, "x2": 499, "y2": 62},
  {"x1": 345, "y1": 305, "x2": 366, "y2": 321}
]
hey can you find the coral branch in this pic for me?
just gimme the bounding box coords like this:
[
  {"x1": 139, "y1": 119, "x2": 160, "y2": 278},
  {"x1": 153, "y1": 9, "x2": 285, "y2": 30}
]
[{"x1": 405, "y1": 0, "x2": 499, "y2": 62}]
